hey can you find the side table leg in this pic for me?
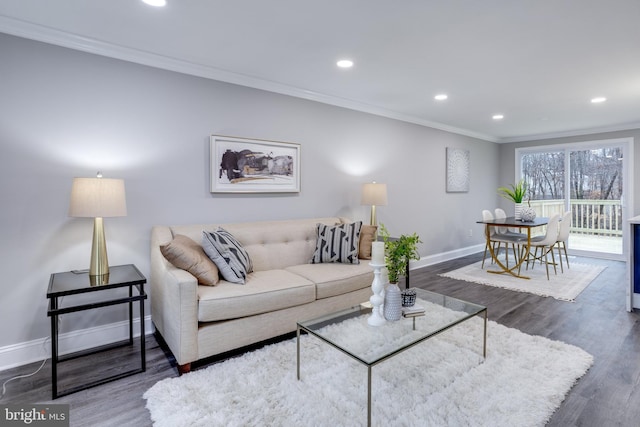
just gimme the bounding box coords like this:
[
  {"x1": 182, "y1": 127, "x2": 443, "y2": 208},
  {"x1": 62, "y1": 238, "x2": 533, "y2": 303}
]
[
  {"x1": 140, "y1": 287, "x2": 146, "y2": 371},
  {"x1": 50, "y1": 299, "x2": 58, "y2": 400},
  {"x1": 128, "y1": 286, "x2": 134, "y2": 345}
]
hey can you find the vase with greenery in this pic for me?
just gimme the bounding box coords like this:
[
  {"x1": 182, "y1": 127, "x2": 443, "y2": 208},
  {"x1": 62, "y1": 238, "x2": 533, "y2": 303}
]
[
  {"x1": 379, "y1": 224, "x2": 421, "y2": 320},
  {"x1": 379, "y1": 224, "x2": 421, "y2": 285},
  {"x1": 497, "y1": 179, "x2": 527, "y2": 219}
]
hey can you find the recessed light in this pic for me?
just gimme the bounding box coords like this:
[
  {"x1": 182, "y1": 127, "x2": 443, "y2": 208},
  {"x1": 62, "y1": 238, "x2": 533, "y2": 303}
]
[
  {"x1": 142, "y1": 0, "x2": 166, "y2": 7},
  {"x1": 591, "y1": 97, "x2": 607, "y2": 103},
  {"x1": 336, "y1": 59, "x2": 354, "y2": 68},
  {"x1": 492, "y1": 114, "x2": 504, "y2": 120},
  {"x1": 434, "y1": 94, "x2": 448, "y2": 101}
]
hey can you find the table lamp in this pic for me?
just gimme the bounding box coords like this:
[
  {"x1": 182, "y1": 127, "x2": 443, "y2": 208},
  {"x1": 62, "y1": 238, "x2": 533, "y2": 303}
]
[
  {"x1": 361, "y1": 182, "x2": 388, "y2": 227},
  {"x1": 69, "y1": 173, "x2": 127, "y2": 284}
]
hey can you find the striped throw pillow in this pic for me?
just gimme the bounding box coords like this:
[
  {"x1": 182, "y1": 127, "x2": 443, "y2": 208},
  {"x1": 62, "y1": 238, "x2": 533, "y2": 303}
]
[
  {"x1": 311, "y1": 221, "x2": 362, "y2": 264},
  {"x1": 202, "y1": 228, "x2": 253, "y2": 284}
]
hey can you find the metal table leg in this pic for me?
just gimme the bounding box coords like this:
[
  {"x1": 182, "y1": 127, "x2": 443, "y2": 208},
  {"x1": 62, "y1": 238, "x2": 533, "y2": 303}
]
[
  {"x1": 296, "y1": 326, "x2": 301, "y2": 380},
  {"x1": 367, "y1": 366, "x2": 372, "y2": 427}
]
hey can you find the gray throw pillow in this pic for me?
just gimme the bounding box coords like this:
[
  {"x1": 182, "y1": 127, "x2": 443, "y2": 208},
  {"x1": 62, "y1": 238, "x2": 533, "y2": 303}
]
[
  {"x1": 311, "y1": 221, "x2": 362, "y2": 264},
  {"x1": 202, "y1": 228, "x2": 253, "y2": 284}
]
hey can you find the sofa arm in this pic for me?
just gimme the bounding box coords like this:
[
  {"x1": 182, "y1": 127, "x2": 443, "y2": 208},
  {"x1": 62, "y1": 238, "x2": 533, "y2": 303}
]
[{"x1": 150, "y1": 226, "x2": 199, "y2": 366}]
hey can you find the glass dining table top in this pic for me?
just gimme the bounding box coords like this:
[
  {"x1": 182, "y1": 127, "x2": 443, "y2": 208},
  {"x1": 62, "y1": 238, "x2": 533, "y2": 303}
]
[{"x1": 476, "y1": 216, "x2": 549, "y2": 227}]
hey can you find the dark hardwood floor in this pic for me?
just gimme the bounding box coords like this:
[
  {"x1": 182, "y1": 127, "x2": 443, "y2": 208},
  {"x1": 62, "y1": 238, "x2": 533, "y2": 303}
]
[{"x1": 1, "y1": 254, "x2": 637, "y2": 426}]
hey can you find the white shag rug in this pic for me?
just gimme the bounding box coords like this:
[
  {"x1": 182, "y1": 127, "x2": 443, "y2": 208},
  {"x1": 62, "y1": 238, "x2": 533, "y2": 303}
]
[
  {"x1": 144, "y1": 301, "x2": 593, "y2": 427},
  {"x1": 439, "y1": 260, "x2": 605, "y2": 301}
]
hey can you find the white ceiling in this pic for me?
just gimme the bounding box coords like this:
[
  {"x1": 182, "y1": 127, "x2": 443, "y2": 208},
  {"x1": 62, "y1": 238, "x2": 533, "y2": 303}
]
[{"x1": 2, "y1": 0, "x2": 640, "y2": 143}]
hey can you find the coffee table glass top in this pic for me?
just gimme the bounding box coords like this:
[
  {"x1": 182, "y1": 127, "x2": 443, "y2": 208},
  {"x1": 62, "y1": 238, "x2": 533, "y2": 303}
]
[{"x1": 297, "y1": 288, "x2": 486, "y2": 366}]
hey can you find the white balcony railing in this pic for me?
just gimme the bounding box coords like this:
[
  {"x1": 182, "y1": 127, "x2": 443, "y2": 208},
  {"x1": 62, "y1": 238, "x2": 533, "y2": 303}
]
[{"x1": 528, "y1": 199, "x2": 622, "y2": 237}]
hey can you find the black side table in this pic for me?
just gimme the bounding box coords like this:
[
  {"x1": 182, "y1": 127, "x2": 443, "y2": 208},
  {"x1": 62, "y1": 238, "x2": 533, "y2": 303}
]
[{"x1": 47, "y1": 264, "x2": 147, "y2": 399}]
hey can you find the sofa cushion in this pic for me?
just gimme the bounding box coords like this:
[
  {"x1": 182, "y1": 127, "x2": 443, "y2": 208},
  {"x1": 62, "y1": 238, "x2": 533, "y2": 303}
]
[
  {"x1": 358, "y1": 225, "x2": 377, "y2": 260},
  {"x1": 286, "y1": 263, "x2": 373, "y2": 300},
  {"x1": 197, "y1": 270, "x2": 316, "y2": 322},
  {"x1": 202, "y1": 228, "x2": 253, "y2": 284},
  {"x1": 310, "y1": 221, "x2": 362, "y2": 264},
  {"x1": 160, "y1": 234, "x2": 219, "y2": 286},
  {"x1": 167, "y1": 217, "x2": 346, "y2": 271}
]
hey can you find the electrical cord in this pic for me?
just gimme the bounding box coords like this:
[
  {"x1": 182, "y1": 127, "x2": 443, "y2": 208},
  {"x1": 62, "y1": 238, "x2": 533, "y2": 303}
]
[
  {"x1": 0, "y1": 296, "x2": 68, "y2": 400},
  {"x1": 0, "y1": 336, "x2": 50, "y2": 400}
]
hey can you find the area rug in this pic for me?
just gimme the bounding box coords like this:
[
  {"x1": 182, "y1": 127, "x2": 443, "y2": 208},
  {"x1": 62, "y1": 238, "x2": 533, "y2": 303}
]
[
  {"x1": 144, "y1": 301, "x2": 593, "y2": 427},
  {"x1": 439, "y1": 260, "x2": 606, "y2": 301}
]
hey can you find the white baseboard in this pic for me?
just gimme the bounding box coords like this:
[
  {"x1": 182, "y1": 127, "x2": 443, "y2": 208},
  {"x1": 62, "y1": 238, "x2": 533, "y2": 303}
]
[
  {"x1": 0, "y1": 315, "x2": 153, "y2": 372},
  {"x1": 633, "y1": 293, "x2": 640, "y2": 310},
  {"x1": 411, "y1": 243, "x2": 485, "y2": 270},
  {"x1": 1, "y1": 244, "x2": 484, "y2": 372}
]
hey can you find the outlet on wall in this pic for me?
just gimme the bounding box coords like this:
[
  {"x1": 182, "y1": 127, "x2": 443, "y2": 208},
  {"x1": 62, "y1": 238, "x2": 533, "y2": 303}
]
[{"x1": 468, "y1": 228, "x2": 473, "y2": 237}]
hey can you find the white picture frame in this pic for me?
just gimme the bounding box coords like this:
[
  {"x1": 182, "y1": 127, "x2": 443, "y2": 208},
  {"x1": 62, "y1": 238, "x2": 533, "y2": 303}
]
[
  {"x1": 446, "y1": 147, "x2": 470, "y2": 193},
  {"x1": 210, "y1": 135, "x2": 301, "y2": 193}
]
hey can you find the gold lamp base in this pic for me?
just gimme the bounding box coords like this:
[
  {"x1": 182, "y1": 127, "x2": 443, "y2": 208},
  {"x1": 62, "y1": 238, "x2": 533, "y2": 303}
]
[
  {"x1": 370, "y1": 205, "x2": 380, "y2": 240},
  {"x1": 89, "y1": 217, "x2": 110, "y2": 286},
  {"x1": 370, "y1": 205, "x2": 378, "y2": 227}
]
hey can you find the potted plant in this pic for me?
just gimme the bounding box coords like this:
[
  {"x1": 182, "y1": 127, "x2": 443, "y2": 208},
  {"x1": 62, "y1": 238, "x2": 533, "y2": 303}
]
[
  {"x1": 497, "y1": 179, "x2": 527, "y2": 204},
  {"x1": 379, "y1": 224, "x2": 421, "y2": 319},
  {"x1": 497, "y1": 179, "x2": 527, "y2": 219}
]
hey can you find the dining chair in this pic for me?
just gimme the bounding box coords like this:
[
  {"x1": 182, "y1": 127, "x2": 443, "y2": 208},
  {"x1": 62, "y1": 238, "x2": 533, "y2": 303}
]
[
  {"x1": 525, "y1": 213, "x2": 561, "y2": 280},
  {"x1": 481, "y1": 210, "x2": 496, "y2": 269},
  {"x1": 494, "y1": 208, "x2": 526, "y2": 267},
  {"x1": 555, "y1": 211, "x2": 571, "y2": 272}
]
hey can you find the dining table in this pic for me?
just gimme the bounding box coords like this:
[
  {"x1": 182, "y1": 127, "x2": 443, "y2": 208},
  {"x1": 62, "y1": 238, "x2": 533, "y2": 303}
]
[{"x1": 476, "y1": 216, "x2": 549, "y2": 279}]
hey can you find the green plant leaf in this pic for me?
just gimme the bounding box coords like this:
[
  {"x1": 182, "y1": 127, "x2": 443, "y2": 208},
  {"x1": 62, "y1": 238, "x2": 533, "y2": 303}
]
[
  {"x1": 379, "y1": 223, "x2": 421, "y2": 284},
  {"x1": 497, "y1": 179, "x2": 527, "y2": 203}
]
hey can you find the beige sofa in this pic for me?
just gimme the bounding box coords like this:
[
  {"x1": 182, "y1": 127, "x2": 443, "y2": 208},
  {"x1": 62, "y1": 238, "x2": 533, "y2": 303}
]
[{"x1": 150, "y1": 217, "x2": 374, "y2": 373}]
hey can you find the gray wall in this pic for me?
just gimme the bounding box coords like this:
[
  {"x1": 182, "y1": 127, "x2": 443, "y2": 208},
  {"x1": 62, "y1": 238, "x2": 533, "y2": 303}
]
[{"x1": 0, "y1": 33, "x2": 499, "y2": 350}]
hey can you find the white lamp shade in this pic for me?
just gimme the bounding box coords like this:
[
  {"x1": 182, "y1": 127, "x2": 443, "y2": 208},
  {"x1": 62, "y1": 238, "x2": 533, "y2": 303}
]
[
  {"x1": 69, "y1": 177, "x2": 127, "y2": 218},
  {"x1": 361, "y1": 183, "x2": 388, "y2": 206}
]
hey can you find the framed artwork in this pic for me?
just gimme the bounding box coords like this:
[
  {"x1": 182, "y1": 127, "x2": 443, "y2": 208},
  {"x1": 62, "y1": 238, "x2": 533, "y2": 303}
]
[
  {"x1": 446, "y1": 147, "x2": 470, "y2": 192},
  {"x1": 210, "y1": 135, "x2": 301, "y2": 193}
]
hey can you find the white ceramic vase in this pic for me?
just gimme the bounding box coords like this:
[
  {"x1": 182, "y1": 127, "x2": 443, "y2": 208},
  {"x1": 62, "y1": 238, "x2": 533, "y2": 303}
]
[
  {"x1": 514, "y1": 203, "x2": 523, "y2": 220},
  {"x1": 383, "y1": 283, "x2": 402, "y2": 321}
]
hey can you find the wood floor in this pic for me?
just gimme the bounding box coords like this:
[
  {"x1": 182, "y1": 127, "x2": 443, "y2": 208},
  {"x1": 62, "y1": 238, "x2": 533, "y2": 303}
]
[{"x1": 1, "y1": 254, "x2": 637, "y2": 426}]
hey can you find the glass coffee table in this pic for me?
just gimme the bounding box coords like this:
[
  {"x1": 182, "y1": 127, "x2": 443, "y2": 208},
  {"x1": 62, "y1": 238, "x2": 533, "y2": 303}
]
[{"x1": 296, "y1": 288, "x2": 487, "y2": 427}]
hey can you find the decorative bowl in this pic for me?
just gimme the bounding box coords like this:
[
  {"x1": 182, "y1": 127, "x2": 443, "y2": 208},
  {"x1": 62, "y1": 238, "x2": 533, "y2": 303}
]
[{"x1": 401, "y1": 288, "x2": 417, "y2": 307}]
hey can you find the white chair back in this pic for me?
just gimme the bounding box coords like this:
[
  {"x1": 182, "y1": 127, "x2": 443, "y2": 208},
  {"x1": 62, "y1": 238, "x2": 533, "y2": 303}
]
[
  {"x1": 557, "y1": 211, "x2": 571, "y2": 242},
  {"x1": 538, "y1": 214, "x2": 561, "y2": 246},
  {"x1": 494, "y1": 208, "x2": 509, "y2": 234},
  {"x1": 482, "y1": 210, "x2": 495, "y2": 236}
]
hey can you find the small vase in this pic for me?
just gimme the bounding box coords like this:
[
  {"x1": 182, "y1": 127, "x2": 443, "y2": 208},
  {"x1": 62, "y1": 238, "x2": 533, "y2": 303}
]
[
  {"x1": 520, "y1": 206, "x2": 537, "y2": 222},
  {"x1": 514, "y1": 203, "x2": 523, "y2": 220},
  {"x1": 383, "y1": 283, "x2": 402, "y2": 321}
]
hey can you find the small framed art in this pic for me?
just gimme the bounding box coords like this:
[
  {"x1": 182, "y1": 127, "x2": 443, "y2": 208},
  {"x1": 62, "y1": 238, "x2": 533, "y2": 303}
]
[
  {"x1": 446, "y1": 147, "x2": 470, "y2": 193},
  {"x1": 210, "y1": 135, "x2": 301, "y2": 193}
]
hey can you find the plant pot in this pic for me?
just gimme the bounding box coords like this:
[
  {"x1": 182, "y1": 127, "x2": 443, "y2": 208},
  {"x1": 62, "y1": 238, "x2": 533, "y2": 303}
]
[
  {"x1": 401, "y1": 288, "x2": 416, "y2": 307},
  {"x1": 383, "y1": 282, "x2": 402, "y2": 321},
  {"x1": 514, "y1": 203, "x2": 523, "y2": 220}
]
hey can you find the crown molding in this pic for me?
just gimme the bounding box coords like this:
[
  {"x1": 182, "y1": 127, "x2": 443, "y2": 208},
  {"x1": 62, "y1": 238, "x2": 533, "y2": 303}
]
[
  {"x1": 0, "y1": 15, "x2": 498, "y2": 143},
  {"x1": 498, "y1": 121, "x2": 640, "y2": 144}
]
